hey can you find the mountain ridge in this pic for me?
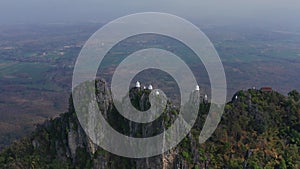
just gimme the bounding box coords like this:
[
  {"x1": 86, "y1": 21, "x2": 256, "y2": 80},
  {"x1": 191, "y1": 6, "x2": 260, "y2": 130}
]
[{"x1": 0, "y1": 79, "x2": 299, "y2": 169}]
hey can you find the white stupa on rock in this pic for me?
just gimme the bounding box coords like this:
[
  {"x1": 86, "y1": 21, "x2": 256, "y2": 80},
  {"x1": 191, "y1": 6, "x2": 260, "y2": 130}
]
[
  {"x1": 204, "y1": 94, "x2": 208, "y2": 101},
  {"x1": 148, "y1": 84, "x2": 153, "y2": 90},
  {"x1": 136, "y1": 81, "x2": 141, "y2": 88},
  {"x1": 195, "y1": 85, "x2": 200, "y2": 91},
  {"x1": 143, "y1": 86, "x2": 146, "y2": 89},
  {"x1": 155, "y1": 91, "x2": 160, "y2": 95}
]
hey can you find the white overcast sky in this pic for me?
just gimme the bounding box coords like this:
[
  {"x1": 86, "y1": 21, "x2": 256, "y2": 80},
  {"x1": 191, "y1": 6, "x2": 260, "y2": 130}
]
[{"x1": 0, "y1": 0, "x2": 299, "y2": 28}]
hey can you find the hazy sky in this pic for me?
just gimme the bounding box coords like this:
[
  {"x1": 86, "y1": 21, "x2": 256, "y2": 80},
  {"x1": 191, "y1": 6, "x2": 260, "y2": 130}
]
[{"x1": 0, "y1": 0, "x2": 299, "y2": 27}]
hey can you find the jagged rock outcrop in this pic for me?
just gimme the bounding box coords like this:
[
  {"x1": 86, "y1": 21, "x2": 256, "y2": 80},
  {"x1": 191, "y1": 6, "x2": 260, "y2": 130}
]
[
  {"x1": 1, "y1": 81, "x2": 300, "y2": 169},
  {"x1": 0, "y1": 79, "x2": 200, "y2": 169}
]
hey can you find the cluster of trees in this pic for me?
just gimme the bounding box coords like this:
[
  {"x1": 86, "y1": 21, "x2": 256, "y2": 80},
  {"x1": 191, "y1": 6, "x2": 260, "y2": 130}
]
[{"x1": 178, "y1": 89, "x2": 300, "y2": 168}]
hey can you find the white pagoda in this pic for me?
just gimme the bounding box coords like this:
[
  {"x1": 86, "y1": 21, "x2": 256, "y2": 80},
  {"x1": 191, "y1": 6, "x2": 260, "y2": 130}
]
[
  {"x1": 195, "y1": 85, "x2": 200, "y2": 91},
  {"x1": 148, "y1": 84, "x2": 153, "y2": 90},
  {"x1": 136, "y1": 81, "x2": 141, "y2": 88}
]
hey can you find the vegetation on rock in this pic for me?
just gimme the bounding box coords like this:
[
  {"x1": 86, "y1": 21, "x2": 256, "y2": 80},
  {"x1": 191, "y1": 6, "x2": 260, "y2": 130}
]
[{"x1": 0, "y1": 80, "x2": 299, "y2": 169}]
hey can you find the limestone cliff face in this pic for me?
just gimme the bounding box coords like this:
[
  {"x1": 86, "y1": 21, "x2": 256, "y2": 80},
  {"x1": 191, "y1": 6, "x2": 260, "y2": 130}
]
[{"x1": 26, "y1": 79, "x2": 200, "y2": 169}]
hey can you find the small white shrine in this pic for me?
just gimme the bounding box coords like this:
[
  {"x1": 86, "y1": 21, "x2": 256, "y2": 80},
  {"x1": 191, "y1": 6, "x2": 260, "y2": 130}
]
[
  {"x1": 148, "y1": 84, "x2": 153, "y2": 90},
  {"x1": 136, "y1": 81, "x2": 141, "y2": 88},
  {"x1": 195, "y1": 85, "x2": 200, "y2": 91}
]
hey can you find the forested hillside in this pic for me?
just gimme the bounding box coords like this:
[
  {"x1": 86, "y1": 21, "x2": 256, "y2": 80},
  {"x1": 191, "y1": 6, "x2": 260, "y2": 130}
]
[{"x1": 0, "y1": 79, "x2": 299, "y2": 169}]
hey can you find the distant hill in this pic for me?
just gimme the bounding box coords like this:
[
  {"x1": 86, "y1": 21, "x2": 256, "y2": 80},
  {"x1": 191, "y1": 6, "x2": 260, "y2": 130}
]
[{"x1": 0, "y1": 79, "x2": 299, "y2": 169}]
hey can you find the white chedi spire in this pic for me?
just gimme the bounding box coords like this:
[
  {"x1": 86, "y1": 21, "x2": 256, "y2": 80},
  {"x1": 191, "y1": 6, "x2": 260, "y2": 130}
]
[
  {"x1": 143, "y1": 86, "x2": 146, "y2": 89},
  {"x1": 204, "y1": 94, "x2": 208, "y2": 101},
  {"x1": 155, "y1": 91, "x2": 160, "y2": 95},
  {"x1": 136, "y1": 81, "x2": 141, "y2": 88},
  {"x1": 148, "y1": 84, "x2": 153, "y2": 90},
  {"x1": 195, "y1": 85, "x2": 200, "y2": 91}
]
